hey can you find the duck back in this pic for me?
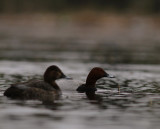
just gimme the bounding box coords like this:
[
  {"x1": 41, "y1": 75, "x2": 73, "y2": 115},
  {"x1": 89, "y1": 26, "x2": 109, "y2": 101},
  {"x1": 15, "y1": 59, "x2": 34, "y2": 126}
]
[{"x1": 4, "y1": 80, "x2": 60, "y2": 102}]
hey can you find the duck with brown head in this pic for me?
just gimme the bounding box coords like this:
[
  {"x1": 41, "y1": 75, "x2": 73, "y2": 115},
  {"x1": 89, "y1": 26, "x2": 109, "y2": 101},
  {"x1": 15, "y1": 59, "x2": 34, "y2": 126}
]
[
  {"x1": 76, "y1": 67, "x2": 115, "y2": 94},
  {"x1": 4, "y1": 65, "x2": 68, "y2": 102}
]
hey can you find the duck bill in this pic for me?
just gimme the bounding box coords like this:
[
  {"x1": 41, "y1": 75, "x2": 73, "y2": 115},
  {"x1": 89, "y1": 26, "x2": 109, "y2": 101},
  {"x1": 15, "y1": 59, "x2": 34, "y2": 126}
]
[
  {"x1": 104, "y1": 73, "x2": 115, "y2": 78},
  {"x1": 64, "y1": 76, "x2": 72, "y2": 79},
  {"x1": 61, "y1": 74, "x2": 72, "y2": 79}
]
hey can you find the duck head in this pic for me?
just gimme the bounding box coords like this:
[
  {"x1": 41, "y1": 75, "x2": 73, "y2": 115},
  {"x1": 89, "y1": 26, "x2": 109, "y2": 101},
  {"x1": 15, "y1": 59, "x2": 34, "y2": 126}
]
[
  {"x1": 86, "y1": 67, "x2": 114, "y2": 85},
  {"x1": 77, "y1": 67, "x2": 114, "y2": 93},
  {"x1": 44, "y1": 65, "x2": 66, "y2": 84}
]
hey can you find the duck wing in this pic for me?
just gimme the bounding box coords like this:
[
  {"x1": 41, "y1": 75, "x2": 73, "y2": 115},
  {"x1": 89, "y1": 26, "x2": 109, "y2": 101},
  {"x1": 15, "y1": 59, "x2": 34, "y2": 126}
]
[{"x1": 24, "y1": 80, "x2": 56, "y2": 91}]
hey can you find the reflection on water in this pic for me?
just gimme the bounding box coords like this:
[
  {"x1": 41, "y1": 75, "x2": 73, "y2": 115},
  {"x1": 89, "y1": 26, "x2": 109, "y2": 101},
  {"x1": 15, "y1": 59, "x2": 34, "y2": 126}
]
[{"x1": 0, "y1": 61, "x2": 160, "y2": 129}]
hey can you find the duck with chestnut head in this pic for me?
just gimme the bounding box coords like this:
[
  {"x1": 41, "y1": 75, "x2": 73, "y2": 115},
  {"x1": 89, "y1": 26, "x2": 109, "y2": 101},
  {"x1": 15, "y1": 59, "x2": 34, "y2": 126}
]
[{"x1": 76, "y1": 67, "x2": 115, "y2": 100}]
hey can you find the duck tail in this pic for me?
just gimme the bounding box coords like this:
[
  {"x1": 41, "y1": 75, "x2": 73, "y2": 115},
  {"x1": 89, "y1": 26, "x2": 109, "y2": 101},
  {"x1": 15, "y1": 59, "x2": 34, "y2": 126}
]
[{"x1": 4, "y1": 86, "x2": 24, "y2": 98}]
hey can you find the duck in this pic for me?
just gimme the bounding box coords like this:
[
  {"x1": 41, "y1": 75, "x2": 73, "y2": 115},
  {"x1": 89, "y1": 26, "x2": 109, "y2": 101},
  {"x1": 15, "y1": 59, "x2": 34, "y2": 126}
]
[
  {"x1": 4, "y1": 65, "x2": 68, "y2": 102},
  {"x1": 4, "y1": 66, "x2": 114, "y2": 102},
  {"x1": 56, "y1": 67, "x2": 114, "y2": 93},
  {"x1": 76, "y1": 67, "x2": 114, "y2": 93}
]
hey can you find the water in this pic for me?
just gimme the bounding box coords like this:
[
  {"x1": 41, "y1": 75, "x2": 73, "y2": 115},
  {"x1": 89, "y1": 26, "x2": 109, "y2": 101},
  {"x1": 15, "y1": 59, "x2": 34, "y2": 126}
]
[
  {"x1": 0, "y1": 15, "x2": 160, "y2": 129},
  {"x1": 0, "y1": 60, "x2": 160, "y2": 129}
]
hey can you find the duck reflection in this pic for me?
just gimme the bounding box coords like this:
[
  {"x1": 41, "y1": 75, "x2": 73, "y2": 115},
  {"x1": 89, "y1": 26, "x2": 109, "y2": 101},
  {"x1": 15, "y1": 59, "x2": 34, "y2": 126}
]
[{"x1": 85, "y1": 91, "x2": 102, "y2": 101}]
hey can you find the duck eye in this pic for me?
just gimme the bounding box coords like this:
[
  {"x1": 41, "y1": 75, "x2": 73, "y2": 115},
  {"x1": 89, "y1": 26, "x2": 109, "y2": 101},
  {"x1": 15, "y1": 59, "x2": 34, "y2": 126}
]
[{"x1": 56, "y1": 72, "x2": 62, "y2": 78}]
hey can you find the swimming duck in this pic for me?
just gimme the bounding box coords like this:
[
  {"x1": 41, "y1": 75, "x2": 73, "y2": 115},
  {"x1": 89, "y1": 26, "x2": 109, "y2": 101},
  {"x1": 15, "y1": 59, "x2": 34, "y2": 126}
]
[
  {"x1": 55, "y1": 67, "x2": 114, "y2": 92},
  {"x1": 76, "y1": 67, "x2": 114, "y2": 93},
  {"x1": 4, "y1": 65, "x2": 67, "y2": 102}
]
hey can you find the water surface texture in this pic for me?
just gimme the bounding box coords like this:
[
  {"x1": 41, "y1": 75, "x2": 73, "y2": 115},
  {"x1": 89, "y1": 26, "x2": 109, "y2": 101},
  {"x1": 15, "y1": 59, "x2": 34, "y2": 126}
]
[
  {"x1": 0, "y1": 61, "x2": 160, "y2": 129},
  {"x1": 0, "y1": 15, "x2": 160, "y2": 129}
]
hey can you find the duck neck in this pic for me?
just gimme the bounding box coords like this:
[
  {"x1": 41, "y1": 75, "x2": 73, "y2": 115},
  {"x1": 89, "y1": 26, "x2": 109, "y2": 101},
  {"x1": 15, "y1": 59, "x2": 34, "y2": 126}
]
[
  {"x1": 51, "y1": 81, "x2": 61, "y2": 91},
  {"x1": 86, "y1": 76, "x2": 97, "y2": 88}
]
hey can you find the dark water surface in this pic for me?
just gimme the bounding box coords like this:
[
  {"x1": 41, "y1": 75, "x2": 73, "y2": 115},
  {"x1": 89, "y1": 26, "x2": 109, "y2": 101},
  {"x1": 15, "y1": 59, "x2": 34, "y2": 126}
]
[{"x1": 0, "y1": 60, "x2": 160, "y2": 129}]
